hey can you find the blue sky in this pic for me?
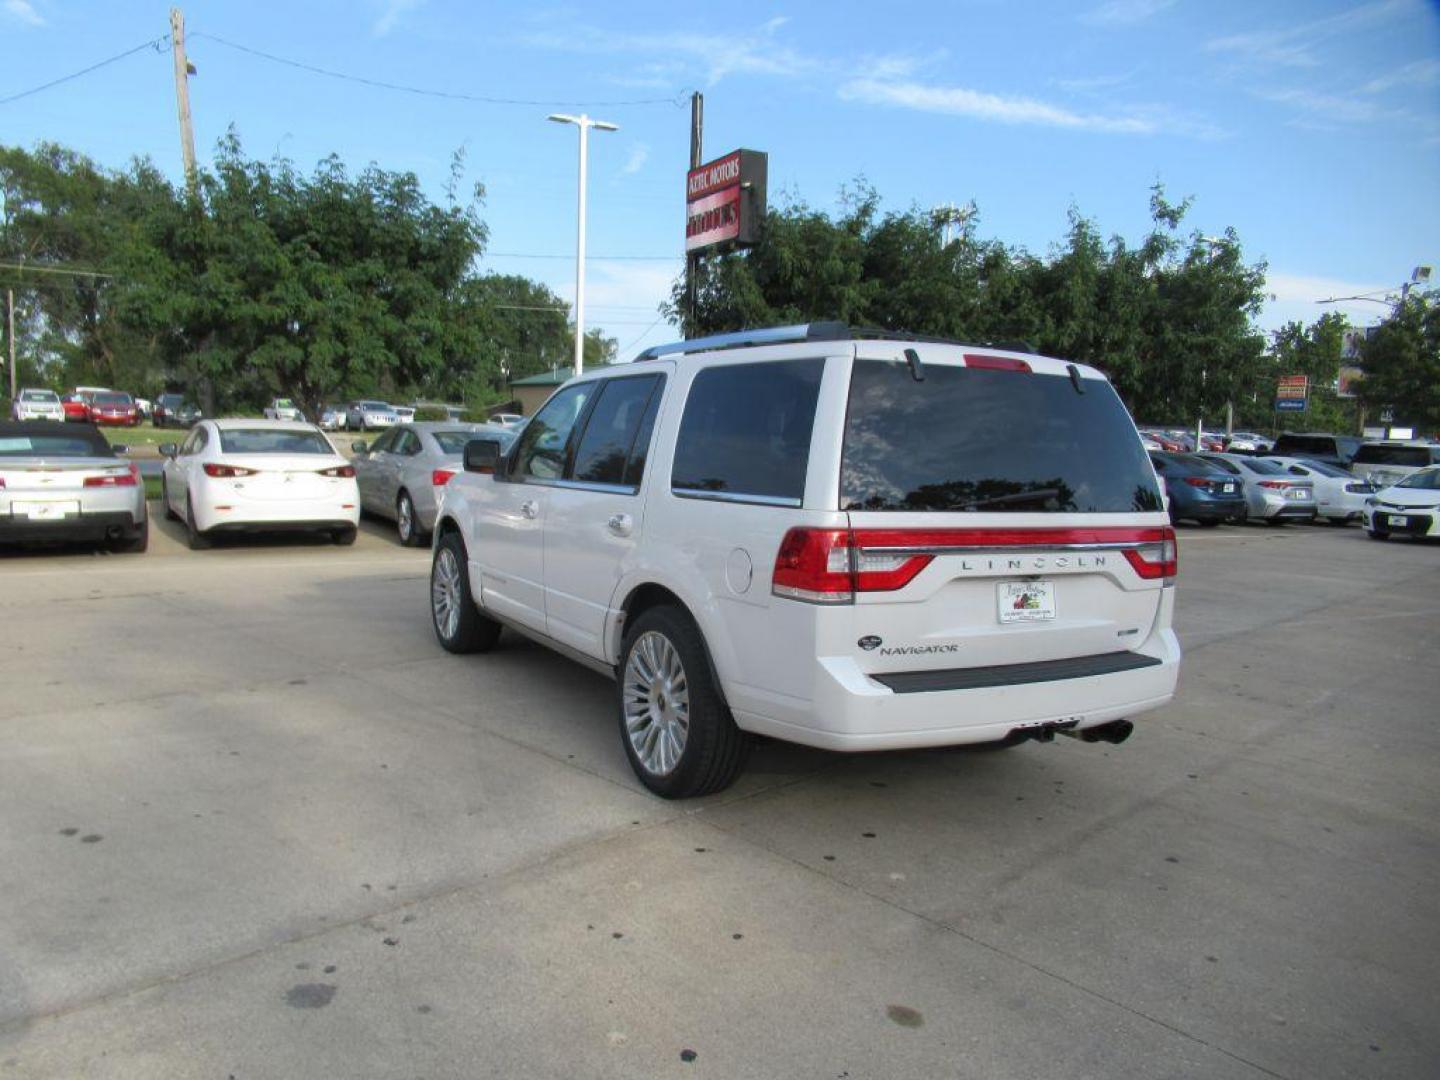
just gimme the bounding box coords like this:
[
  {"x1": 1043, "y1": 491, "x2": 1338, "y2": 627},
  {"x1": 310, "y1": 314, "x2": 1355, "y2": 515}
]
[{"x1": 2, "y1": 0, "x2": 1437, "y2": 358}]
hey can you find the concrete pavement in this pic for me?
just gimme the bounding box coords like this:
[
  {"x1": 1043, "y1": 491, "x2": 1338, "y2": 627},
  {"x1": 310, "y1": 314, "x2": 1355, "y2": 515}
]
[{"x1": 1, "y1": 515, "x2": 1437, "y2": 1078}]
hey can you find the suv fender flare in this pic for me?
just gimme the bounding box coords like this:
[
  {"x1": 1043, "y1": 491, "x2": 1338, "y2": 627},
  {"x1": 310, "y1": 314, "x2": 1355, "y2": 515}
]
[{"x1": 610, "y1": 577, "x2": 735, "y2": 707}]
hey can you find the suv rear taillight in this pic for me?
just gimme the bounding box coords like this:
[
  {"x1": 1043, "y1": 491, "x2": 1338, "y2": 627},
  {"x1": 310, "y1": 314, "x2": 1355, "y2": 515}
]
[
  {"x1": 1120, "y1": 527, "x2": 1178, "y2": 584},
  {"x1": 772, "y1": 528, "x2": 938, "y2": 603}
]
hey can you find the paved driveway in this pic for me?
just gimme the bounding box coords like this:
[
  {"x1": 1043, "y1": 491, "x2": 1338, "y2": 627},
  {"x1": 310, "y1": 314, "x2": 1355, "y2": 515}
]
[{"x1": 1, "y1": 516, "x2": 1436, "y2": 1078}]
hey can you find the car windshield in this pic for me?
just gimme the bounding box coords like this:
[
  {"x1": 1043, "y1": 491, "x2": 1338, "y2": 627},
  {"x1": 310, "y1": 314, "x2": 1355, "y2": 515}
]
[
  {"x1": 842, "y1": 359, "x2": 1162, "y2": 513},
  {"x1": 159, "y1": 394, "x2": 185, "y2": 406},
  {"x1": 1238, "y1": 458, "x2": 1284, "y2": 475},
  {"x1": 432, "y1": 429, "x2": 514, "y2": 455},
  {"x1": 0, "y1": 431, "x2": 112, "y2": 457},
  {"x1": 273, "y1": 399, "x2": 296, "y2": 408},
  {"x1": 362, "y1": 401, "x2": 391, "y2": 411},
  {"x1": 21, "y1": 390, "x2": 59, "y2": 402},
  {"x1": 1273, "y1": 435, "x2": 1336, "y2": 455},
  {"x1": 218, "y1": 429, "x2": 332, "y2": 455},
  {"x1": 1153, "y1": 453, "x2": 1225, "y2": 476},
  {"x1": 1354, "y1": 444, "x2": 1434, "y2": 467},
  {"x1": 93, "y1": 392, "x2": 131, "y2": 406},
  {"x1": 1396, "y1": 468, "x2": 1440, "y2": 490}
]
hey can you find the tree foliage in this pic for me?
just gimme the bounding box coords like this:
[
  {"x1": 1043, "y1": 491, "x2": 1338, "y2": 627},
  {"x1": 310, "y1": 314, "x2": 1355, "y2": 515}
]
[
  {"x1": 0, "y1": 136, "x2": 612, "y2": 414},
  {"x1": 1356, "y1": 294, "x2": 1440, "y2": 433},
  {"x1": 668, "y1": 184, "x2": 1277, "y2": 426}
]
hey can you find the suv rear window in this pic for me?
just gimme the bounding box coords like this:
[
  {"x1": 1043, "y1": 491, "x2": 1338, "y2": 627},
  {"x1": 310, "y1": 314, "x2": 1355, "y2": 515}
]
[
  {"x1": 1353, "y1": 444, "x2": 1436, "y2": 467},
  {"x1": 842, "y1": 359, "x2": 1161, "y2": 513},
  {"x1": 671, "y1": 359, "x2": 824, "y2": 506}
]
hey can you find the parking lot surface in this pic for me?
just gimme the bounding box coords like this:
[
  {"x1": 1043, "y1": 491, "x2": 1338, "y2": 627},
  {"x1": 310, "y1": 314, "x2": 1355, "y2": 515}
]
[{"x1": 1, "y1": 516, "x2": 1437, "y2": 1079}]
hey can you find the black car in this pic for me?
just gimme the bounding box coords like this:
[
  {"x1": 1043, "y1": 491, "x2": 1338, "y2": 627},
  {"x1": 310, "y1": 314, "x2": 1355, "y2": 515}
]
[
  {"x1": 1270, "y1": 432, "x2": 1363, "y2": 469},
  {"x1": 1150, "y1": 452, "x2": 1248, "y2": 525},
  {"x1": 153, "y1": 393, "x2": 202, "y2": 429}
]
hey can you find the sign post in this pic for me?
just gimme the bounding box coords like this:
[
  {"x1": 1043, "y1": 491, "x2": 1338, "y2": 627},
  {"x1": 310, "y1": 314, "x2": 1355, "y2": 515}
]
[{"x1": 683, "y1": 149, "x2": 767, "y2": 336}]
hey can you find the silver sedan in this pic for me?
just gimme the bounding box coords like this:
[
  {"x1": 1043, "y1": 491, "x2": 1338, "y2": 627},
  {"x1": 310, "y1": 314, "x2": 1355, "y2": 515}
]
[{"x1": 351, "y1": 422, "x2": 516, "y2": 545}]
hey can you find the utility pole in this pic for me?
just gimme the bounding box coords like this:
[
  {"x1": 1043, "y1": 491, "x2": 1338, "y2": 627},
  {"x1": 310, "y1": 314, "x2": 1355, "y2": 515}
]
[
  {"x1": 684, "y1": 91, "x2": 703, "y2": 337},
  {"x1": 547, "y1": 113, "x2": 618, "y2": 376},
  {"x1": 170, "y1": 7, "x2": 198, "y2": 193},
  {"x1": 6, "y1": 289, "x2": 15, "y2": 403}
]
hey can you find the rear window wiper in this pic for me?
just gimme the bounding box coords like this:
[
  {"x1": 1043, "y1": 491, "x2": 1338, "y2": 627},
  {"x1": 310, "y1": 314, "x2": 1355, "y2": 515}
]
[{"x1": 961, "y1": 488, "x2": 1062, "y2": 511}]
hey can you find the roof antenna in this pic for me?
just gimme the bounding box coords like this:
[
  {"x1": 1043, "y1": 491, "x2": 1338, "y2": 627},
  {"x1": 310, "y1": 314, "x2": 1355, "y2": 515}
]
[
  {"x1": 905, "y1": 348, "x2": 925, "y2": 382},
  {"x1": 1067, "y1": 363, "x2": 1085, "y2": 395}
]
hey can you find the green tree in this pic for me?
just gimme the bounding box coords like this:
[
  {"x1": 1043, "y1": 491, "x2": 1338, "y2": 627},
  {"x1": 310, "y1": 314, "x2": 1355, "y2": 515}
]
[
  {"x1": 1261, "y1": 313, "x2": 1358, "y2": 434},
  {"x1": 1357, "y1": 294, "x2": 1440, "y2": 434}
]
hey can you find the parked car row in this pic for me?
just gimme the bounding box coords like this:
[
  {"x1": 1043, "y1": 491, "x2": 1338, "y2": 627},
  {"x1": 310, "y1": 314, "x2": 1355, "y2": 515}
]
[{"x1": 1138, "y1": 427, "x2": 1272, "y2": 454}]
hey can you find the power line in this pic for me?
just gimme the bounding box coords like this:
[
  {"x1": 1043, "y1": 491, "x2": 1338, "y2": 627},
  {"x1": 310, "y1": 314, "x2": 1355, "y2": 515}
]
[
  {"x1": 190, "y1": 32, "x2": 688, "y2": 110},
  {"x1": 618, "y1": 314, "x2": 671, "y2": 356},
  {"x1": 0, "y1": 36, "x2": 169, "y2": 106}
]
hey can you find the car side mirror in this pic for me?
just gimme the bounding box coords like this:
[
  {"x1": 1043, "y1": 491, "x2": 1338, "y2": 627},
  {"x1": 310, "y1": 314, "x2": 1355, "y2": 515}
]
[
  {"x1": 464, "y1": 438, "x2": 502, "y2": 475},
  {"x1": 351, "y1": 441, "x2": 369, "y2": 455},
  {"x1": 111, "y1": 444, "x2": 129, "y2": 455},
  {"x1": 158, "y1": 443, "x2": 177, "y2": 457}
]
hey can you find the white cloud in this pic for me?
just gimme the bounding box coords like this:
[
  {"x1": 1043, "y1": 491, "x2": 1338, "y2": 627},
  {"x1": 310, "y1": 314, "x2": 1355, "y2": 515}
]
[
  {"x1": 3, "y1": 0, "x2": 45, "y2": 27},
  {"x1": 522, "y1": 16, "x2": 818, "y2": 85},
  {"x1": 1362, "y1": 58, "x2": 1440, "y2": 94},
  {"x1": 1260, "y1": 271, "x2": 1396, "y2": 331},
  {"x1": 373, "y1": 0, "x2": 424, "y2": 38},
  {"x1": 618, "y1": 143, "x2": 649, "y2": 177},
  {"x1": 838, "y1": 77, "x2": 1224, "y2": 138},
  {"x1": 1205, "y1": 0, "x2": 1417, "y2": 69},
  {"x1": 1079, "y1": 0, "x2": 1176, "y2": 27}
]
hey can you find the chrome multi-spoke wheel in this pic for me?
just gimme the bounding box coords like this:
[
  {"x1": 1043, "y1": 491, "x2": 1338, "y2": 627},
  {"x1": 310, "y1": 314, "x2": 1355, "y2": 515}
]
[
  {"x1": 623, "y1": 631, "x2": 691, "y2": 776},
  {"x1": 397, "y1": 492, "x2": 420, "y2": 546},
  {"x1": 429, "y1": 532, "x2": 502, "y2": 654},
  {"x1": 432, "y1": 546, "x2": 462, "y2": 641}
]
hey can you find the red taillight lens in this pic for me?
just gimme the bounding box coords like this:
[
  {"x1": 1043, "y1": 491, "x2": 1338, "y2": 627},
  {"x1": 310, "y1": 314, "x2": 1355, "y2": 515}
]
[
  {"x1": 772, "y1": 528, "x2": 855, "y2": 603},
  {"x1": 431, "y1": 468, "x2": 456, "y2": 487},
  {"x1": 84, "y1": 463, "x2": 139, "y2": 487},
  {"x1": 1121, "y1": 526, "x2": 1178, "y2": 584},
  {"x1": 1258, "y1": 480, "x2": 1288, "y2": 490},
  {"x1": 203, "y1": 463, "x2": 257, "y2": 478},
  {"x1": 772, "y1": 528, "x2": 935, "y2": 604},
  {"x1": 1182, "y1": 476, "x2": 1213, "y2": 488},
  {"x1": 319, "y1": 465, "x2": 355, "y2": 478},
  {"x1": 963, "y1": 354, "x2": 1032, "y2": 372}
]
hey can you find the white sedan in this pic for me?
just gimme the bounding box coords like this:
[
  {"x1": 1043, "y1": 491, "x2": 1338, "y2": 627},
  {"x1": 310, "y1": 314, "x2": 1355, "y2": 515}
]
[
  {"x1": 1263, "y1": 456, "x2": 1374, "y2": 524},
  {"x1": 159, "y1": 419, "x2": 360, "y2": 549},
  {"x1": 1363, "y1": 467, "x2": 1440, "y2": 541}
]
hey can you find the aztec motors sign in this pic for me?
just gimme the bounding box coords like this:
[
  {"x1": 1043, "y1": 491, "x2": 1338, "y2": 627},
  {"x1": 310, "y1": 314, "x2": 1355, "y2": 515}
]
[{"x1": 685, "y1": 149, "x2": 767, "y2": 255}]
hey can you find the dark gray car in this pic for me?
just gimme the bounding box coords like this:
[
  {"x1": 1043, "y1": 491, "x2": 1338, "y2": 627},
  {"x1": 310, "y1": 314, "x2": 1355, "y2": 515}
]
[{"x1": 351, "y1": 422, "x2": 516, "y2": 545}]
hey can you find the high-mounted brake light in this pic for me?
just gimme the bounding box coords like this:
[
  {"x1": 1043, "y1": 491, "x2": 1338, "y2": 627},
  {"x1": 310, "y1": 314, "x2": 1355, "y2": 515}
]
[
  {"x1": 963, "y1": 353, "x2": 1032, "y2": 373},
  {"x1": 84, "y1": 462, "x2": 139, "y2": 488},
  {"x1": 319, "y1": 465, "x2": 355, "y2": 478},
  {"x1": 204, "y1": 463, "x2": 257, "y2": 478},
  {"x1": 431, "y1": 468, "x2": 456, "y2": 487}
]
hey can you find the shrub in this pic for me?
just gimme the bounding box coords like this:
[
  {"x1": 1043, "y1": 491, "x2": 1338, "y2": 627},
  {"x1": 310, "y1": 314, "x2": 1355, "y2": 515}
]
[{"x1": 412, "y1": 405, "x2": 448, "y2": 422}]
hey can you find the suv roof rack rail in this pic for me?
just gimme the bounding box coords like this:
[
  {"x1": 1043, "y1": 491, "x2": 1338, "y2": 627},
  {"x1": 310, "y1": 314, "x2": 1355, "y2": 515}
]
[
  {"x1": 634, "y1": 321, "x2": 850, "y2": 362},
  {"x1": 846, "y1": 327, "x2": 1037, "y2": 353}
]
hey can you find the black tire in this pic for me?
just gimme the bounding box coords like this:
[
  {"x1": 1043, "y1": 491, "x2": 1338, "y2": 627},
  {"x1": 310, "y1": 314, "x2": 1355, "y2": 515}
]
[
  {"x1": 396, "y1": 490, "x2": 423, "y2": 547},
  {"x1": 111, "y1": 518, "x2": 148, "y2": 554},
  {"x1": 430, "y1": 530, "x2": 501, "y2": 654},
  {"x1": 617, "y1": 605, "x2": 749, "y2": 799},
  {"x1": 161, "y1": 476, "x2": 180, "y2": 521},
  {"x1": 332, "y1": 526, "x2": 358, "y2": 546},
  {"x1": 1367, "y1": 528, "x2": 1390, "y2": 541},
  {"x1": 185, "y1": 496, "x2": 211, "y2": 550}
]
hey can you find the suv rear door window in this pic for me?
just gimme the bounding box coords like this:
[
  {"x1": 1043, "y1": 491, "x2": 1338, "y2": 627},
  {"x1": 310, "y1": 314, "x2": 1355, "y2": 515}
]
[
  {"x1": 1353, "y1": 444, "x2": 1436, "y2": 467},
  {"x1": 842, "y1": 359, "x2": 1161, "y2": 513},
  {"x1": 671, "y1": 358, "x2": 825, "y2": 506},
  {"x1": 571, "y1": 374, "x2": 663, "y2": 488}
]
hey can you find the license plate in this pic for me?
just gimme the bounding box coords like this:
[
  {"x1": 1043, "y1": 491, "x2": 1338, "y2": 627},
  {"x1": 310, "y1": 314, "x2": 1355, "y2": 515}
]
[
  {"x1": 1387, "y1": 515, "x2": 1408, "y2": 527},
  {"x1": 1292, "y1": 489, "x2": 1310, "y2": 499},
  {"x1": 1223, "y1": 483, "x2": 1236, "y2": 493},
  {"x1": 999, "y1": 581, "x2": 1055, "y2": 623},
  {"x1": 13, "y1": 500, "x2": 79, "y2": 520}
]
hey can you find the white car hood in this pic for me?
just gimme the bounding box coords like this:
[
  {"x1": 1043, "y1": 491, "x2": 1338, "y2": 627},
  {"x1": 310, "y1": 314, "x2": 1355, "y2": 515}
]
[{"x1": 1375, "y1": 485, "x2": 1440, "y2": 507}]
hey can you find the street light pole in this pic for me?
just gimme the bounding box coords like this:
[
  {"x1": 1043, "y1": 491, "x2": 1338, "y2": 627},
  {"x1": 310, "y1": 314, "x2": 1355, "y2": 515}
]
[{"x1": 548, "y1": 113, "x2": 618, "y2": 376}]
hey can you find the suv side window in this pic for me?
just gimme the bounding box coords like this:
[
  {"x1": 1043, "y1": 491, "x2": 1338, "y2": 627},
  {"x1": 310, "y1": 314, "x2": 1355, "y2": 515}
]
[
  {"x1": 671, "y1": 358, "x2": 825, "y2": 506},
  {"x1": 570, "y1": 375, "x2": 664, "y2": 489},
  {"x1": 512, "y1": 382, "x2": 597, "y2": 482}
]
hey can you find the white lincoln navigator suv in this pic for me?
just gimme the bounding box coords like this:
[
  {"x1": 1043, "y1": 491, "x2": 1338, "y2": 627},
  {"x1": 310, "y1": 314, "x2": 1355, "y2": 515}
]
[{"x1": 430, "y1": 324, "x2": 1180, "y2": 798}]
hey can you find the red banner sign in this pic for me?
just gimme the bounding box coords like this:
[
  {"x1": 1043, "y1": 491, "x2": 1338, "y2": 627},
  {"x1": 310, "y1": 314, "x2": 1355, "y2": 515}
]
[{"x1": 685, "y1": 149, "x2": 767, "y2": 256}]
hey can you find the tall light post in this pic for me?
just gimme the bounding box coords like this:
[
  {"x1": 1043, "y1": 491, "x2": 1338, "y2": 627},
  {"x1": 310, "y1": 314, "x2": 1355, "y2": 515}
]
[{"x1": 548, "y1": 113, "x2": 618, "y2": 375}]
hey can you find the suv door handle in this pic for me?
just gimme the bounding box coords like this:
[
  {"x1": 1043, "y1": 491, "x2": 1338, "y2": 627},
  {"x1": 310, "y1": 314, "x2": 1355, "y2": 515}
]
[
  {"x1": 607, "y1": 512, "x2": 633, "y2": 537},
  {"x1": 521, "y1": 499, "x2": 539, "y2": 519}
]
